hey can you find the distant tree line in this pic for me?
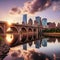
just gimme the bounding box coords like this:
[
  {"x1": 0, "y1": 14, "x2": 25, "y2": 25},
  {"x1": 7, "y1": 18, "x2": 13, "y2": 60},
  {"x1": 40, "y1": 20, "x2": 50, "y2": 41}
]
[{"x1": 42, "y1": 28, "x2": 60, "y2": 33}]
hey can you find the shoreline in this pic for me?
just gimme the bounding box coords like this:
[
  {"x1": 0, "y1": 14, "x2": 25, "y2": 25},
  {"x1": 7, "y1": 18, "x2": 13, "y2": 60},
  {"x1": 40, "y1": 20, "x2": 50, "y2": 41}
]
[{"x1": 43, "y1": 33, "x2": 60, "y2": 37}]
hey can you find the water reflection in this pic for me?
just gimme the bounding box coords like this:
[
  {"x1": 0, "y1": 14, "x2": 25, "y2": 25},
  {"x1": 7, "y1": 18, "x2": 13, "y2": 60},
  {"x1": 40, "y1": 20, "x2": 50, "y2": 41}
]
[
  {"x1": 48, "y1": 38, "x2": 56, "y2": 43},
  {"x1": 28, "y1": 42, "x2": 33, "y2": 47},
  {"x1": 6, "y1": 27, "x2": 14, "y2": 45},
  {"x1": 42, "y1": 38, "x2": 47, "y2": 47},
  {"x1": 23, "y1": 44, "x2": 27, "y2": 50},
  {"x1": 22, "y1": 38, "x2": 60, "y2": 58},
  {"x1": 6, "y1": 34, "x2": 14, "y2": 45},
  {"x1": 4, "y1": 37, "x2": 60, "y2": 60},
  {"x1": 34, "y1": 40, "x2": 41, "y2": 48}
]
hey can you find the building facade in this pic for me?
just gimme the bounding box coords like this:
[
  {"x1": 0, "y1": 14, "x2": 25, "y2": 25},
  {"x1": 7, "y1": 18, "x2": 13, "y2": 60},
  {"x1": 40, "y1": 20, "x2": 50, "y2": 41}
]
[
  {"x1": 57, "y1": 23, "x2": 60, "y2": 28},
  {"x1": 47, "y1": 22, "x2": 56, "y2": 29},
  {"x1": 35, "y1": 16, "x2": 41, "y2": 25},
  {"x1": 28, "y1": 18, "x2": 33, "y2": 25},
  {"x1": 42, "y1": 18, "x2": 47, "y2": 28},
  {"x1": 23, "y1": 14, "x2": 27, "y2": 24}
]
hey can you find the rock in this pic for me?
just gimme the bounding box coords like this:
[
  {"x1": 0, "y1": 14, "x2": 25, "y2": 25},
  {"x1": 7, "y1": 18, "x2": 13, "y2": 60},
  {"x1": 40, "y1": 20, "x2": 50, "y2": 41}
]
[{"x1": 0, "y1": 40, "x2": 10, "y2": 60}]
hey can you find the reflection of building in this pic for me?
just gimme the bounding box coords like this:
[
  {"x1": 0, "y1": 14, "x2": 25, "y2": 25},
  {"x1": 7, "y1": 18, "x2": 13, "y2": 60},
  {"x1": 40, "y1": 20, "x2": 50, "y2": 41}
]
[
  {"x1": 28, "y1": 18, "x2": 33, "y2": 25},
  {"x1": 23, "y1": 43, "x2": 27, "y2": 50},
  {"x1": 42, "y1": 18, "x2": 47, "y2": 28},
  {"x1": 47, "y1": 22, "x2": 56, "y2": 29},
  {"x1": 35, "y1": 40, "x2": 41, "y2": 48},
  {"x1": 57, "y1": 38, "x2": 60, "y2": 42},
  {"x1": 23, "y1": 14, "x2": 27, "y2": 24},
  {"x1": 48, "y1": 38, "x2": 56, "y2": 42},
  {"x1": 35, "y1": 16, "x2": 41, "y2": 25},
  {"x1": 42, "y1": 38, "x2": 47, "y2": 47},
  {"x1": 28, "y1": 42, "x2": 32, "y2": 47}
]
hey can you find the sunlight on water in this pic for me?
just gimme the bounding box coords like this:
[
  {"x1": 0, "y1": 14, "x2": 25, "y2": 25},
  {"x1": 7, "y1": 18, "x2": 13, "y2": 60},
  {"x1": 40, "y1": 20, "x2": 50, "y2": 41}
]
[
  {"x1": 6, "y1": 34, "x2": 14, "y2": 44},
  {"x1": 7, "y1": 28, "x2": 12, "y2": 31},
  {"x1": 6, "y1": 27, "x2": 14, "y2": 45}
]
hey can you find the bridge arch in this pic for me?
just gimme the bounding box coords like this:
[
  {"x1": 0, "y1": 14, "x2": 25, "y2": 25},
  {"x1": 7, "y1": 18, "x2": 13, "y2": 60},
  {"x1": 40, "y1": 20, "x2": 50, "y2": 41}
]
[
  {"x1": 10, "y1": 26, "x2": 18, "y2": 33},
  {"x1": 21, "y1": 27, "x2": 27, "y2": 33},
  {"x1": 28, "y1": 28, "x2": 32, "y2": 32},
  {"x1": 0, "y1": 26, "x2": 4, "y2": 33},
  {"x1": 33, "y1": 28, "x2": 36, "y2": 32}
]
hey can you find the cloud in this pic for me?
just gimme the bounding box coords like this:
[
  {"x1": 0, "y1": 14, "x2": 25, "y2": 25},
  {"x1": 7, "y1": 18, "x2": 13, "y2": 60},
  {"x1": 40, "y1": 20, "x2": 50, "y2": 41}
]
[
  {"x1": 9, "y1": 7, "x2": 21, "y2": 15},
  {"x1": 52, "y1": 0, "x2": 60, "y2": 11},
  {"x1": 10, "y1": 49, "x2": 52, "y2": 60},
  {"x1": 9, "y1": 0, "x2": 60, "y2": 15},
  {"x1": 23, "y1": 0, "x2": 51, "y2": 14},
  {"x1": 51, "y1": 0, "x2": 60, "y2": 2},
  {"x1": 23, "y1": 0, "x2": 60, "y2": 14}
]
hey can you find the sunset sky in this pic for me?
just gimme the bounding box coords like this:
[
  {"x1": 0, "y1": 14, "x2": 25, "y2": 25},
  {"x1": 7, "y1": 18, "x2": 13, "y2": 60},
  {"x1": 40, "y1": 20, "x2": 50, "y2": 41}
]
[{"x1": 0, "y1": 0, "x2": 60, "y2": 25}]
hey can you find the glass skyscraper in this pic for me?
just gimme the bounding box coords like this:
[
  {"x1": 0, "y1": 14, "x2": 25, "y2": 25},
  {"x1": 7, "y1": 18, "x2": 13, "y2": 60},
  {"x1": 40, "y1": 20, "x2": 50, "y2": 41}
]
[
  {"x1": 23, "y1": 14, "x2": 27, "y2": 24},
  {"x1": 35, "y1": 16, "x2": 41, "y2": 25},
  {"x1": 42, "y1": 18, "x2": 47, "y2": 27}
]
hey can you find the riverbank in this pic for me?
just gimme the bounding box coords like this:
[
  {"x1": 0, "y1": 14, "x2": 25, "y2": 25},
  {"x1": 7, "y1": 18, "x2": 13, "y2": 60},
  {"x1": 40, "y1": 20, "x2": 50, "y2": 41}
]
[
  {"x1": 0, "y1": 41, "x2": 10, "y2": 60},
  {"x1": 43, "y1": 33, "x2": 60, "y2": 37}
]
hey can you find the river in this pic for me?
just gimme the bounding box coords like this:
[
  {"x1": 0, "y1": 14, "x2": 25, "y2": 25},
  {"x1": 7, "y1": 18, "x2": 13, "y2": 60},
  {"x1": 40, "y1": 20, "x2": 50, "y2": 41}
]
[{"x1": 4, "y1": 37, "x2": 60, "y2": 60}]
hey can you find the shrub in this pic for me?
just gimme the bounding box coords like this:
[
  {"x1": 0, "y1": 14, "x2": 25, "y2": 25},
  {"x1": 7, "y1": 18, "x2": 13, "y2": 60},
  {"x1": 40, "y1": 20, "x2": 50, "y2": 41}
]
[{"x1": 0, "y1": 36, "x2": 3, "y2": 41}]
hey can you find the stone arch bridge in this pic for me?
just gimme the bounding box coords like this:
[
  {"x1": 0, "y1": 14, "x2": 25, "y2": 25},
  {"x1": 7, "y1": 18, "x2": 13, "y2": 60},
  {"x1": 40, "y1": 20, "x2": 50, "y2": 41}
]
[{"x1": 0, "y1": 22, "x2": 42, "y2": 46}]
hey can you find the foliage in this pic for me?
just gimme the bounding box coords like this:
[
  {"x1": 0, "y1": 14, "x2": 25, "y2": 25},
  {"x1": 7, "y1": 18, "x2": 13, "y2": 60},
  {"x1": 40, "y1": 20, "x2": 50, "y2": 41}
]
[
  {"x1": 0, "y1": 36, "x2": 4, "y2": 46},
  {"x1": 0, "y1": 36, "x2": 3, "y2": 41},
  {"x1": 42, "y1": 28, "x2": 60, "y2": 33}
]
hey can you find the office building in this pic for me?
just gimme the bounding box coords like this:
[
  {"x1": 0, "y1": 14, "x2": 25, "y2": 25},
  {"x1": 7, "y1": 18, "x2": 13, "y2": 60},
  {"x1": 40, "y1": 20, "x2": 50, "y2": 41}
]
[
  {"x1": 28, "y1": 18, "x2": 33, "y2": 25},
  {"x1": 35, "y1": 16, "x2": 41, "y2": 25},
  {"x1": 23, "y1": 14, "x2": 27, "y2": 24},
  {"x1": 42, "y1": 18, "x2": 47, "y2": 28}
]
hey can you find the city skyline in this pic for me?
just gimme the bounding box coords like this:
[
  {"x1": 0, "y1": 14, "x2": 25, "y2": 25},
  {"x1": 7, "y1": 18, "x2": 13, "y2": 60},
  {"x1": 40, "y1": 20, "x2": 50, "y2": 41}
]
[{"x1": 0, "y1": 0, "x2": 60, "y2": 25}]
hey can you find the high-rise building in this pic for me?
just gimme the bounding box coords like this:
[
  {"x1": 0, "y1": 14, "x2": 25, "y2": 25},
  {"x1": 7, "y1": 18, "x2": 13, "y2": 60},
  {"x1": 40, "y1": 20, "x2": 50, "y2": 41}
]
[
  {"x1": 42, "y1": 18, "x2": 47, "y2": 28},
  {"x1": 34, "y1": 20, "x2": 38, "y2": 25},
  {"x1": 35, "y1": 16, "x2": 41, "y2": 25},
  {"x1": 23, "y1": 14, "x2": 27, "y2": 24},
  {"x1": 28, "y1": 18, "x2": 33, "y2": 25}
]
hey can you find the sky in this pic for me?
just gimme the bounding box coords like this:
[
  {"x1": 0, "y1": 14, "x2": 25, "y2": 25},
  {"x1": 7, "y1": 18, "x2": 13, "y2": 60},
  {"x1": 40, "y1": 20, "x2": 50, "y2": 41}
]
[{"x1": 0, "y1": 0, "x2": 60, "y2": 25}]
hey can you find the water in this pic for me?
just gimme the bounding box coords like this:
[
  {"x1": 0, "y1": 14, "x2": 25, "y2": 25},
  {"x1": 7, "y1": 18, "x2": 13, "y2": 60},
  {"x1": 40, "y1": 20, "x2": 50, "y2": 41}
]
[{"x1": 4, "y1": 37, "x2": 60, "y2": 60}]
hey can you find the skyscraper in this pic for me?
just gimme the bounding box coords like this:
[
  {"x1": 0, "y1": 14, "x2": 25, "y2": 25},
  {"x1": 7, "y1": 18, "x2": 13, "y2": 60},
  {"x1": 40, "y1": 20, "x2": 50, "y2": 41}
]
[
  {"x1": 35, "y1": 16, "x2": 41, "y2": 25},
  {"x1": 42, "y1": 18, "x2": 47, "y2": 28},
  {"x1": 28, "y1": 18, "x2": 33, "y2": 25},
  {"x1": 23, "y1": 14, "x2": 27, "y2": 24}
]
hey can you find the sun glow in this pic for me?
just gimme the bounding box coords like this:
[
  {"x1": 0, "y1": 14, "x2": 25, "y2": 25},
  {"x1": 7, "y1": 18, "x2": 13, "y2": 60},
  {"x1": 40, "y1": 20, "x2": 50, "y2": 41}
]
[
  {"x1": 6, "y1": 28, "x2": 14, "y2": 44},
  {"x1": 7, "y1": 27, "x2": 12, "y2": 31},
  {"x1": 4, "y1": 13, "x2": 22, "y2": 25},
  {"x1": 4, "y1": 16, "x2": 12, "y2": 26},
  {"x1": 6, "y1": 34, "x2": 14, "y2": 44}
]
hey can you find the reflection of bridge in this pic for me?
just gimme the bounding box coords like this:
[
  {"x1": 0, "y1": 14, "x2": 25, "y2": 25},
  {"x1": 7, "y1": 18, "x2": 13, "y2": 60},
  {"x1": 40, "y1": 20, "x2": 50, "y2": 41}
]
[{"x1": 0, "y1": 22, "x2": 43, "y2": 46}]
